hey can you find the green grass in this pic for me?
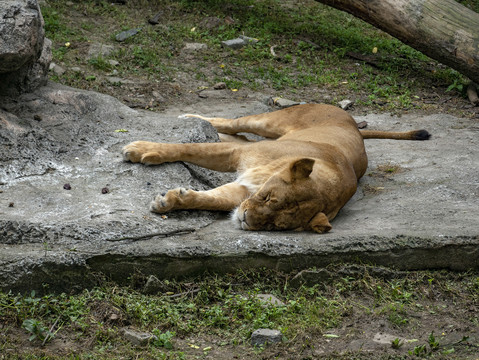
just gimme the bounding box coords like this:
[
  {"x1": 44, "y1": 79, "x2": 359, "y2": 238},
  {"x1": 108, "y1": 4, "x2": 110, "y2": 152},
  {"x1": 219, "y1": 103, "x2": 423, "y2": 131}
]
[
  {"x1": 1, "y1": 267, "x2": 478, "y2": 358},
  {"x1": 38, "y1": 0, "x2": 473, "y2": 114}
]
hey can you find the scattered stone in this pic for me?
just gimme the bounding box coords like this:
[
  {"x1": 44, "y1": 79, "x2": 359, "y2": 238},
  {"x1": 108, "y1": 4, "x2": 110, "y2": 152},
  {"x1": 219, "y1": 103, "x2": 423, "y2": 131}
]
[
  {"x1": 213, "y1": 82, "x2": 227, "y2": 90},
  {"x1": 106, "y1": 76, "x2": 134, "y2": 85},
  {"x1": 143, "y1": 275, "x2": 162, "y2": 294},
  {"x1": 152, "y1": 91, "x2": 166, "y2": 103},
  {"x1": 256, "y1": 294, "x2": 285, "y2": 307},
  {"x1": 123, "y1": 328, "x2": 157, "y2": 346},
  {"x1": 115, "y1": 28, "x2": 141, "y2": 42},
  {"x1": 251, "y1": 329, "x2": 282, "y2": 346},
  {"x1": 197, "y1": 89, "x2": 231, "y2": 99},
  {"x1": 101, "y1": 187, "x2": 109, "y2": 194},
  {"x1": 108, "y1": 60, "x2": 119, "y2": 67},
  {"x1": 289, "y1": 269, "x2": 333, "y2": 288},
  {"x1": 221, "y1": 36, "x2": 258, "y2": 50},
  {"x1": 70, "y1": 66, "x2": 82, "y2": 73},
  {"x1": 183, "y1": 42, "x2": 208, "y2": 52},
  {"x1": 148, "y1": 11, "x2": 163, "y2": 25},
  {"x1": 200, "y1": 16, "x2": 222, "y2": 29},
  {"x1": 87, "y1": 43, "x2": 114, "y2": 59},
  {"x1": 273, "y1": 97, "x2": 301, "y2": 108},
  {"x1": 221, "y1": 38, "x2": 245, "y2": 49},
  {"x1": 50, "y1": 63, "x2": 66, "y2": 76},
  {"x1": 8, "y1": 202, "x2": 14, "y2": 208},
  {"x1": 239, "y1": 35, "x2": 259, "y2": 45},
  {"x1": 338, "y1": 99, "x2": 354, "y2": 110},
  {"x1": 63, "y1": 183, "x2": 72, "y2": 190},
  {"x1": 357, "y1": 120, "x2": 368, "y2": 129}
]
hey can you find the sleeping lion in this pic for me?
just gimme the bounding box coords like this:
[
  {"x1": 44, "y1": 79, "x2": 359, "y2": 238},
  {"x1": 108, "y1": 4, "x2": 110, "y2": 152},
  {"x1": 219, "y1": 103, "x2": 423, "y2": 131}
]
[{"x1": 122, "y1": 104, "x2": 430, "y2": 233}]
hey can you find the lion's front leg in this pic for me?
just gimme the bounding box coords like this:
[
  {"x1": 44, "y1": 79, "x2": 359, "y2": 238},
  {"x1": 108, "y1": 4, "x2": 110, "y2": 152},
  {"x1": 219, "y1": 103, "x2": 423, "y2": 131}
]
[
  {"x1": 122, "y1": 141, "x2": 241, "y2": 171},
  {"x1": 122, "y1": 141, "x2": 172, "y2": 164},
  {"x1": 150, "y1": 183, "x2": 250, "y2": 213}
]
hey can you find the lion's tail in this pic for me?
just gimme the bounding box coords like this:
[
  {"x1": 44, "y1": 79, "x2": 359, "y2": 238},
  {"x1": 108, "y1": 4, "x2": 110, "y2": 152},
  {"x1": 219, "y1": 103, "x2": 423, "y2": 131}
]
[{"x1": 360, "y1": 129, "x2": 431, "y2": 140}]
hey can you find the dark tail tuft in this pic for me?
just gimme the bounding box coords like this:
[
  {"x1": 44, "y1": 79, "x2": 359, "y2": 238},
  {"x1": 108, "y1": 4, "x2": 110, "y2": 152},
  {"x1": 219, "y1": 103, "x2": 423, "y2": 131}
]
[{"x1": 413, "y1": 129, "x2": 431, "y2": 140}]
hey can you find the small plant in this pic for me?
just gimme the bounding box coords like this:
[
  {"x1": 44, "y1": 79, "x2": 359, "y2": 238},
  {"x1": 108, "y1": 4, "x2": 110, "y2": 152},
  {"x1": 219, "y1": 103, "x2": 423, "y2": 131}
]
[
  {"x1": 446, "y1": 78, "x2": 464, "y2": 93},
  {"x1": 428, "y1": 331, "x2": 440, "y2": 350},
  {"x1": 88, "y1": 56, "x2": 112, "y2": 72},
  {"x1": 152, "y1": 330, "x2": 175, "y2": 349},
  {"x1": 410, "y1": 344, "x2": 427, "y2": 356},
  {"x1": 391, "y1": 337, "x2": 403, "y2": 349},
  {"x1": 22, "y1": 319, "x2": 53, "y2": 342}
]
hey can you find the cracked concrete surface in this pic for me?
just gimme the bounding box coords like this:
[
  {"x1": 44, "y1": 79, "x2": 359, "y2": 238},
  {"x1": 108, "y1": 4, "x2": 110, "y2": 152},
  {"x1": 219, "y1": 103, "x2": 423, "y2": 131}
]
[{"x1": 1, "y1": 83, "x2": 478, "y2": 293}]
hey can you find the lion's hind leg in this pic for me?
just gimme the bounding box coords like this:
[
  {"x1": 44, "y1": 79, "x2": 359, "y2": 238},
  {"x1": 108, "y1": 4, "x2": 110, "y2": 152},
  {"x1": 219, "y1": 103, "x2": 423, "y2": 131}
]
[
  {"x1": 178, "y1": 113, "x2": 286, "y2": 139},
  {"x1": 150, "y1": 182, "x2": 250, "y2": 213}
]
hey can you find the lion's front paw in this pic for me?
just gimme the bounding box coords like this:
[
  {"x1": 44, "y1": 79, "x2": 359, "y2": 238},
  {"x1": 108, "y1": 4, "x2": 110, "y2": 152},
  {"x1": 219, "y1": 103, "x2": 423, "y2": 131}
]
[
  {"x1": 122, "y1": 141, "x2": 164, "y2": 164},
  {"x1": 150, "y1": 188, "x2": 191, "y2": 213}
]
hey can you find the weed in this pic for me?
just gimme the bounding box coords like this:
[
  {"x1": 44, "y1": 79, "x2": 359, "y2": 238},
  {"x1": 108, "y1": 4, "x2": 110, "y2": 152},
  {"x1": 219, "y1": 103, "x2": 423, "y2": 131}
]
[
  {"x1": 391, "y1": 337, "x2": 403, "y2": 349},
  {"x1": 428, "y1": 331, "x2": 440, "y2": 350},
  {"x1": 152, "y1": 329, "x2": 176, "y2": 349},
  {"x1": 410, "y1": 344, "x2": 427, "y2": 356},
  {"x1": 22, "y1": 318, "x2": 53, "y2": 342}
]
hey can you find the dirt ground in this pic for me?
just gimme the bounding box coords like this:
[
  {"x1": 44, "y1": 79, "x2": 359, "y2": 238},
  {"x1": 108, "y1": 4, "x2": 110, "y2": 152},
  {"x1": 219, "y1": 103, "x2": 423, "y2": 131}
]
[{"x1": 46, "y1": 1, "x2": 479, "y2": 119}]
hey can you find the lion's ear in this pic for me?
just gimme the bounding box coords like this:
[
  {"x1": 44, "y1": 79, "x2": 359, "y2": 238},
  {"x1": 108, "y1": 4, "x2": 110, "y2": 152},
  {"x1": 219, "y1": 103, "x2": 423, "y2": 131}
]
[
  {"x1": 290, "y1": 158, "x2": 315, "y2": 181},
  {"x1": 309, "y1": 212, "x2": 332, "y2": 233}
]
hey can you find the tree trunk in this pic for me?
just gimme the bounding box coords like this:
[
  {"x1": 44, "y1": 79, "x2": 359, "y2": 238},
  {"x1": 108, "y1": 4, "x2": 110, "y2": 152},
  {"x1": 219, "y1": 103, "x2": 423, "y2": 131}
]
[{"x1": 315, "y1": 0, "x2": 479, "y2": 84}]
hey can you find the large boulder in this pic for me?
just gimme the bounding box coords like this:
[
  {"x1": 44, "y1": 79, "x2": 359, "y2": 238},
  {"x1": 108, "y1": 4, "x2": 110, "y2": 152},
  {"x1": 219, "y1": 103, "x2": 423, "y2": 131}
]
[{"x1": 0, "y1": 0, "x2": 51, "y2": 96}]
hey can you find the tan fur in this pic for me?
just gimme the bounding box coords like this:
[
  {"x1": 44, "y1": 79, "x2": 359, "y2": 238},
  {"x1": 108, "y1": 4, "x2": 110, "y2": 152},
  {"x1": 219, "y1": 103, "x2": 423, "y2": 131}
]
[{"x1": 122, "y1": 104, "x2": 429, "y2": 233}]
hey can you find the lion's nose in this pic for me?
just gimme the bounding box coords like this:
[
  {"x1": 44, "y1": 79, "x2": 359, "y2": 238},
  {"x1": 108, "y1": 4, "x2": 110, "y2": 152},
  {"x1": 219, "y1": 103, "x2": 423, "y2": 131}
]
[{"x1": 239, "y1": 209, "x2": 251, "y2": 230}]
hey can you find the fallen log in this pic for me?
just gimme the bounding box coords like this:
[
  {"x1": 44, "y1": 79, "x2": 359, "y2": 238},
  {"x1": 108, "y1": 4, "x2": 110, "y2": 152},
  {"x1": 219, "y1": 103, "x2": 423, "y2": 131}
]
[{"x1": 315, "y1": 0, "x2": 479, "y2": 83}]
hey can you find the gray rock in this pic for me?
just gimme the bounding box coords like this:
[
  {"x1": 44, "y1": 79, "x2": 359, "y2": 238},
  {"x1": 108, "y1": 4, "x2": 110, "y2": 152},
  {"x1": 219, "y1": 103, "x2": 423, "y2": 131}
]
[
  {"x1": 183, "y1": 42, "x2": 208, "y2": 52},
  {"x1": 0, "y1": 0, "x2": 44, "y2": 73},
  {"x1": 0, "y1": 0, "x2": 51, "y2": 95},
  {"x1": 108, "y1": 59, "x2": 120, "y2": 67},
  {"x1": 221, "y1": 36, "x2": 258, "y2": 50},
  {"x1": 338, "y1": 99, "x2": 353, "y2": 110},
  {"x1": 50, "y1": 63, "x2": 66, "y2": 76},
  {"x1": 143, "y1": 275, "x2": 162, "y2": 294},
  {"x1": 213, "y1": 82, "x2": 227, "y2": 90},
  {"x1": 87, "y1": 43, "x2": 114, "y2": 59},
  {"x1": 0, "y1": 82, "x2": 478, "y2": 295},
  {"x1": 123, "y1": 328, "x2": 157, "y2": 346},
  {"x1": 256, "y1": 294, "x2": 285, "y2": 307},
  {"x1": 221, "y1": 38, "x2": 246, "y2": 49},
  {"x1": 115, "y1": 28, "x2": 141, "y2": 42},
  {"x1": 239, "y1": 35, "x2": 259, "y2": 45},
  {"x1": 106, "y1": 76, "x2": 134, "y2": 85},
  {"x1": 289, "y1": 269, "x2": 333, "y2": 288},
  {"x1": 251, "y1": 329, "x2": 282, "y2": 346},
  {"x1": 273, "y1": 97, "x2": 301, "y2": 108}
]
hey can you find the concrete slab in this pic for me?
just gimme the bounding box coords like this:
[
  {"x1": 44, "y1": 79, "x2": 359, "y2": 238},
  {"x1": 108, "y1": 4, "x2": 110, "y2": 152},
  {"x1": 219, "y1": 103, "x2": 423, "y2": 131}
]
[{"x1": 1, "y1": 83, "x2": 478, "y2": 293}]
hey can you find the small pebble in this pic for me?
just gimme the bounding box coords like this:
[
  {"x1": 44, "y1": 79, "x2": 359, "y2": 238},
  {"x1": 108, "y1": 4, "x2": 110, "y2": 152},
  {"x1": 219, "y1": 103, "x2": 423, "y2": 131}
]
[
  {"x1": 8, "y1": 202, "x2": 14, "y2": 207},
  {"x1": 101, "y1": 187, "x2": 109, "y2": 194},
  {"x1": 63, "y1": 183, "x2": 72, "y2": 190}
]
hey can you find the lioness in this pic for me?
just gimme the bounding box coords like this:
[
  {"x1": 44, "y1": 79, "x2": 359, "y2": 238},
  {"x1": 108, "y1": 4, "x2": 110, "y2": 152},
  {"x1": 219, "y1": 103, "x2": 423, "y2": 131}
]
[{"x1": 122, "y1": 104, "x2": 430, "y2": 233}]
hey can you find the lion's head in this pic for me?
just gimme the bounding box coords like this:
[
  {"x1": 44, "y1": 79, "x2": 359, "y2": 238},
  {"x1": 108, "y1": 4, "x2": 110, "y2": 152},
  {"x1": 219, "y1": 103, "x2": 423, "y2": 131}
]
[{"x1": 233, "y1": 158, "x2": 333, "y2": 233}]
